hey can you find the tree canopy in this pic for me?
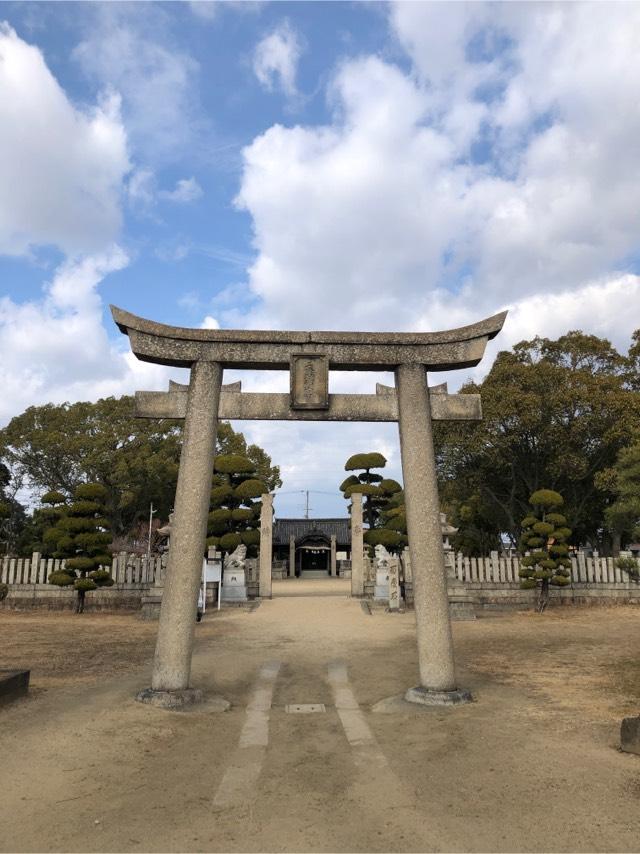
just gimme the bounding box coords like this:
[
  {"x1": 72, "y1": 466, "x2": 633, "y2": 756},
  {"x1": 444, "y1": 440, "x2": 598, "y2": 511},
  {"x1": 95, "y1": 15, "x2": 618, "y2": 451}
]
[
  {"x1": 0, "y1": 396, "x2": 281, "y2": 550},
  {"x1": 207, "y1": 454, "x2": 266, "y2": 555},
  {"x1": 436, "y1": 330, "x2": 640, "y2": 552}
]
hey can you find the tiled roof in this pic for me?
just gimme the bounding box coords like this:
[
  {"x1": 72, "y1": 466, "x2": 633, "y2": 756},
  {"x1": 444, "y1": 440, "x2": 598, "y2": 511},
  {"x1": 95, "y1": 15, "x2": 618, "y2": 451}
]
[{"x1": 273, "y1": 518, "x2": 351, "y2": 547}]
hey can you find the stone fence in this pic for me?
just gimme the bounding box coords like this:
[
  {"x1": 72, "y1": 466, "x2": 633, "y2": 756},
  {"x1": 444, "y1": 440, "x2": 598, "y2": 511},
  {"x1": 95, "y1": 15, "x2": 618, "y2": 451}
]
[
  {"x1": 363, "y1": 550, "x2": 640, "y2": 610},
  {"x1": 1, "y1": 549, "x2": 639, "y2": 613},
  {"x1": 0, "y1": 551, "x2": 165, "y2": 587}
]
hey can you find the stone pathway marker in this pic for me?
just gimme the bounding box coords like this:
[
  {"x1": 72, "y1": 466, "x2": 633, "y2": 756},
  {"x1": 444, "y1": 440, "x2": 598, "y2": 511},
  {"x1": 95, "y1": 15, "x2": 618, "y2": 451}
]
[
  {"x1": 112, "y1": 305, "x2": 506, "y2": 708},
  {"x1": 212, "y1": 660, "x2": 281, "y2": 809}
]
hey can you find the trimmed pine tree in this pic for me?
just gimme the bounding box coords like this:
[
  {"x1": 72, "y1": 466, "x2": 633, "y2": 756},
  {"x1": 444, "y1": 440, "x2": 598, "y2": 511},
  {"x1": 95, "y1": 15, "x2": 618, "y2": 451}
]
[
  {"x1": 206, "y1": 454, "x2": 267, "y2": 556},
  {"x1": 46, "y1": 483, "x2": 114, "y2": 613},
  {"x1": 519, "y1": 489, "x2": 572, "y2": 612}
]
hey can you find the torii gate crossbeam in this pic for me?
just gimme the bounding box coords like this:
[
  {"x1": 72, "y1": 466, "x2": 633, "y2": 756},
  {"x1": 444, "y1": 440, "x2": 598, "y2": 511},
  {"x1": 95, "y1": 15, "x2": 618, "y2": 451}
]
[{"x1": 111, "y1": 305, "x2": 506, "y2": 709}]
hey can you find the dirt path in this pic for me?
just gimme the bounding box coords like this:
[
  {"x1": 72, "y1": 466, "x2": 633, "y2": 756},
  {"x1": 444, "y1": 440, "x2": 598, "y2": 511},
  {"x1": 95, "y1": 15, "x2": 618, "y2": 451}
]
[{"x1": 2, "y1": 589, "x2": 640, "y2": 852}]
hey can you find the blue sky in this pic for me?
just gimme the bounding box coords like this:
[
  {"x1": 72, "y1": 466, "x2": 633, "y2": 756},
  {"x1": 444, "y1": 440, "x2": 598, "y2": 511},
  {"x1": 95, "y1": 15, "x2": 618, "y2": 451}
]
[{"x1": 1, "y1": 1, "x2": 640, "y2": 518}]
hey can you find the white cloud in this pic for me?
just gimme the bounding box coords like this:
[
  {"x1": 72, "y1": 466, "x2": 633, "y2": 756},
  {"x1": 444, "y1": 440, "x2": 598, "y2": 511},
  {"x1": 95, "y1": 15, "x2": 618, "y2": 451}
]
[
  {"x1": 0, "y1": 247, "x2": 181, "y2": 424},
  {"x1": 201, "y1": 315, "x2": 220, "y2": 329},
  {"x1": 73, "y1": 6, "x2": 200, "y2": 162},
  {"x1": 127, "y1": 169, "x2": 156, "y2": 209},
  {"x1": 160, "y1": 177, "x2": 203, "y2": 203},
  {"x1": 0, "y1": 23, "x2": 129, "y2": 257},
  {"x1": 235, "y1": 2, "x2": 640, "y2": 363},
  {"x1": 253, "y1": 20, "x2": 302, "y2": 99},
  {"x1": 189, "y1": 1, "x2": 218, "y2": 22}
]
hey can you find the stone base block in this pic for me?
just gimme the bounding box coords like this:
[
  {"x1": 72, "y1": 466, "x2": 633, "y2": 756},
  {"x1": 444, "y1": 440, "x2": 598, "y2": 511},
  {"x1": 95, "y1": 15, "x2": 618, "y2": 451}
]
[
  {"x1": 374, "y1": 585, "x2": 390, "y2": 601},
  {"x1": 621, "y1": 716, "x2": 640, "y2": 755},
  {"x1": 0, "y1": 669, "x2": 30, "y2": 706},
  {"x1": 139, "y1": 595, "x2": 162, "y2": 620},
  {"x1": 449, "y1": 598, "x2": 477, "y2": 620},
  {"x1": 221, "y1": 587, "x2": 248, "y2": 603},
  {"x1": 404, "y1": 685, "x2": 473, "y2": 706},
  {"x1": 136, "y1": 687, "x2": 205, "y2": 710}
]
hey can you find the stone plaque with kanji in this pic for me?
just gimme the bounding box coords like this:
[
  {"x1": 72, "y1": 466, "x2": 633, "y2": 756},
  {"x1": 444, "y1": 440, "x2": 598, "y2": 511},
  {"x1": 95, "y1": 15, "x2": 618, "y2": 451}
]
[{"x1": 290, "y1": 355, "x2": 329, "y2": 409}]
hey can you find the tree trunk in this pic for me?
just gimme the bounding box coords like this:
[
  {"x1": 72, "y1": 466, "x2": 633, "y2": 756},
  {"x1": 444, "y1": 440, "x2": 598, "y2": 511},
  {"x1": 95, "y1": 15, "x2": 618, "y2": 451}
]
[
  {"x1": 537, "y1": 579, "x2": 549, "y2": 613},
  {"x1": 76, "y1": 588, "x2": 85, "y2": 614},
  {"x1": 612, "y1": 531, "x2": 622, "y2": 558}
]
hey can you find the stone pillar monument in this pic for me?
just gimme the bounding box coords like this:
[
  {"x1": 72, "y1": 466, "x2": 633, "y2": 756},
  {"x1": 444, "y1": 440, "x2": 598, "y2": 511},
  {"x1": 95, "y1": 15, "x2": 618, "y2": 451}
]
[
  {"x1": 396, "y1": 363, "x2": 470, "y2": 705},
  {"x1": 289, "y1": 535, "x2": 296, "y2": 578},
  {"x1": 259, "y1": 493, "x2": 273, "y2": 599},
  {"x1": 139, "y1": 360, "x2": 223, "y2": 707},
  {"x1": 373, "y1": 544, "x2": 391, "y2": 601},
  {"x1": 388, "y1": 557, "x2": 402, "y2": 611},
  {"x1": 350, "y1": 493, "x2": 364, "y2": 597},
  {"x1": 330, "y1": 534, "x2": 337, "y2": 577}
]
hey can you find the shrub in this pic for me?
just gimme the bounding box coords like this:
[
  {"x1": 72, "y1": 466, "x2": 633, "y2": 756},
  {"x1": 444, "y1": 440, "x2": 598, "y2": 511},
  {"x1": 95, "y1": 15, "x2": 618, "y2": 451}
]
[
  {"x1": 49, "y1": 570, "x2": 75, "y2": 586},
  {"x1": 529, "y1": 489, "x2": 564, "y2": 508},
  {"x1": 234, "y1": 479, "x2": 267, "y2": 500},
  {"x1": 616, "y1": 557, "x2": 639, "y2": 580},
  {"x1": 74, "y1": 577, "x2": 97, "y2": 592}
]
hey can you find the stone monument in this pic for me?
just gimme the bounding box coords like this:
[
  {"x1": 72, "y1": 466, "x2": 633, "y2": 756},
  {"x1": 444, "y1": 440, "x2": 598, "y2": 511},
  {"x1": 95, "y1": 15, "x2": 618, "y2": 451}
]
[
  {"x1": 112, "y1": 305, "x2": 505, "y2": 708},
  {"x1": 387, "y1": 558, "x2": 402, "y2": 611},
  {"x1": 373, "y1": 543, "x2": 391, "y2": 601}
]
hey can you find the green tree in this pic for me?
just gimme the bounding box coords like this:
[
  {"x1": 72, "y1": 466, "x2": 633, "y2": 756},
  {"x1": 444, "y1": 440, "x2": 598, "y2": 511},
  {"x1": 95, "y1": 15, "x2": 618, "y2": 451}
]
[
  {"x1": 435, "y1": 331, "x2": 640, "y2": 549},
  {"x1": 598, "y1": 440, "x2": 640, "y2": 547},
  {"x1": 26, "y1": 490, "x2": 67, "y2": 556},
  {"x1": 46, "y1": 483, "x2": 115, "y2": 613},
  {"x1": 518, "y1": 489, "x2": 572, "y2": 612},
  {"x1": 207, "y1": 454, "x2": 267, "y2": 556},
  {"x1": 0, "y1": 397, "x2": 281, "y2": 546},
  {"x1": 340, "y1": 452, "x2": 390, "y2": 529},
  {"x1": 0, "y1": 397, "x2": 182, "y2": 539},
  {"x1": 0, "y1": 462, "x2": 26, "y2": 554},
  {"x1": 365, "y1": 487, "x2": 406, "y2": 553},
  {"x1": 443, "y1": 493, "x2": 502, "y2": 557}
]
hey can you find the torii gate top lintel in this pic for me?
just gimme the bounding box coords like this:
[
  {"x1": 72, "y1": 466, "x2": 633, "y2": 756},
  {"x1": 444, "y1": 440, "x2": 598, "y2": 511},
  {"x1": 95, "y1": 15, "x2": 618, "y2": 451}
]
[{"x1": 110, "y1": 305, "x2": 507, "y2": 371}]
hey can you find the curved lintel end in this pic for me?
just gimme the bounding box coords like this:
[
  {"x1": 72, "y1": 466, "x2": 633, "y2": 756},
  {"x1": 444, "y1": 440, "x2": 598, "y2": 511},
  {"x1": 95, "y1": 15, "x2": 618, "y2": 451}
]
[
  {"x1": 110, "y1": 304, "x2": 136, "y2": 336},
  {"x1": 485, "y1": 309, "x2": 508, "y2": 340}
]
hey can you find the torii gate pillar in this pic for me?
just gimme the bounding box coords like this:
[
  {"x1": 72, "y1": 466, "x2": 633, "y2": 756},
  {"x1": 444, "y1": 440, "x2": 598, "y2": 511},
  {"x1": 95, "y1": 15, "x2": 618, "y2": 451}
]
[
  {"x1": 397, "y1": 363, "x2": 467, "y2": 701},
  {"x1": 139, "y1": 361, "x2": 223, "y2": 706}
]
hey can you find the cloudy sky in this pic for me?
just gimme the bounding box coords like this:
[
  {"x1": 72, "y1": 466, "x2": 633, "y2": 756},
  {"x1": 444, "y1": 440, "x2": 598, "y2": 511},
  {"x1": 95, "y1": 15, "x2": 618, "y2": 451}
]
[{"x1": 1, "y1": 1, "x2": 639, "y2": 517}]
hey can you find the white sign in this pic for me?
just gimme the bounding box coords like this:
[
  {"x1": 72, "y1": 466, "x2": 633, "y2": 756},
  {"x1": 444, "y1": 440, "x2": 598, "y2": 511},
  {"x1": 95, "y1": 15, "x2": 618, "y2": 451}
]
[
  {"x1": 204, "y1": 562, "x2": 222, "y2": 583},
  {"x1": 201, "y1": 559, "x2": 222, "y2": 612}
]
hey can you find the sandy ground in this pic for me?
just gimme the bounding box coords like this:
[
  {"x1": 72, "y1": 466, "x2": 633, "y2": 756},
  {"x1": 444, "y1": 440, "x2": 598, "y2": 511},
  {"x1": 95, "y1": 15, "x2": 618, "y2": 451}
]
[{"x1": 1, "y1": 578, "x2": 640, "y2": 853}]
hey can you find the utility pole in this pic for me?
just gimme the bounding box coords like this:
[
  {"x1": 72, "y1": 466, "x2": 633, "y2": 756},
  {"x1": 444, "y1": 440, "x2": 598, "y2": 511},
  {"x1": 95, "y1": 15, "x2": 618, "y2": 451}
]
[
  {"x1": 304, "y1": 490, "x2": 310, "y2": 519},
  {"x1": 147, "y1": 502, "x2": 157, "y2": 559}
]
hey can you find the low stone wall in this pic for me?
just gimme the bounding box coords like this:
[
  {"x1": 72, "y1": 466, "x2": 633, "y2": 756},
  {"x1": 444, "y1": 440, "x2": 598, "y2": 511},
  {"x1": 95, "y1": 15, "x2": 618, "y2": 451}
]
[
  {"x1": 0, "y1": 583, "x2": 148, "y2": 612},
  {"x1": 401, "y1": 580, "x2": 640, "y2": 611}
]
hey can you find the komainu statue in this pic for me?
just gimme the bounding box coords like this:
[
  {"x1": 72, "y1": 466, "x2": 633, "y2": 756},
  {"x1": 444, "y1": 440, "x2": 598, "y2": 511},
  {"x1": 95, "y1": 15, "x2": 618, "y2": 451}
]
[
  {"x1": 224, "y1": 543, "x2": 247, "y2": 571},
  {"x1": 374, "y1": 543, "x2": 391, "y2": 568}
]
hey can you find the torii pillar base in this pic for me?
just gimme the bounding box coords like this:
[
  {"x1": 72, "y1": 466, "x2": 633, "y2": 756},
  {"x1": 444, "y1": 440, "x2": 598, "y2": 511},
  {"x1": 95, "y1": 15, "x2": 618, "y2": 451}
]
[
  {"x1": 136, "y1": 687, "x2": 231, "y2": 711},
  {"x1": 404, "y1": 686, "x2": 472, "y2": 707}
]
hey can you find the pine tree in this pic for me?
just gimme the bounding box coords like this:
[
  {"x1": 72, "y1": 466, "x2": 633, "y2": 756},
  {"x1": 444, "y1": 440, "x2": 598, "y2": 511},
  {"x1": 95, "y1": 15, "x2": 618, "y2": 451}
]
[
  {"x1": 365, "y1": 487, "x2": 406, "y2": 552},
  {"x1": 46, "y1": 483, "x2": 114, "y2": 613},
  {"x1": 519, "y1": 489, "x2": 572, "y2": 612},
  {"x1": 340, "y1": 452, "x2": 391, "y2": 529},
  {"x1": 206, "y1": 454, "x2": 267, "y2": 556}
]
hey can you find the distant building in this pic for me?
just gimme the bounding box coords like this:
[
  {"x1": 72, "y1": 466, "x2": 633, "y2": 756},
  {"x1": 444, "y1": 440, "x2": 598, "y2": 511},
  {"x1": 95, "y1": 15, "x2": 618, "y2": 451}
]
[{"x1": 273, "y1": 518, "x2": 351, "y2": 577}]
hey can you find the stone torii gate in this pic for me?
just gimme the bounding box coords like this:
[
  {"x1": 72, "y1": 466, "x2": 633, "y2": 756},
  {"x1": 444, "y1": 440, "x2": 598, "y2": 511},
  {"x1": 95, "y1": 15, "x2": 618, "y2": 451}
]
[{"x1": 111, "y1": 305, "x2": 506, "y2": 709}]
